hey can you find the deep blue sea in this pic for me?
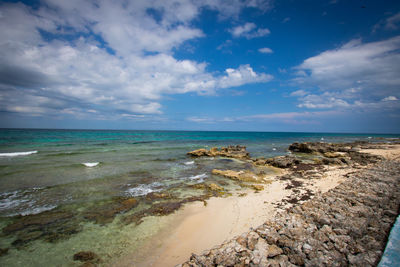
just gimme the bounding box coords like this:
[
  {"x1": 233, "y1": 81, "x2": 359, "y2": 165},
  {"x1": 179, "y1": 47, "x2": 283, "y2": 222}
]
[{"x1": 0, "y1": 129, "x2": 398, "y2": 266}]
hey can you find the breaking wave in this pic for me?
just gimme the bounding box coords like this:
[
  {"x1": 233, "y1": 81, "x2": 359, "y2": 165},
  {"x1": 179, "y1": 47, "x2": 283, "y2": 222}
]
[{"x1": 0, "y1": 151, "x2": 38, "y2": 157}]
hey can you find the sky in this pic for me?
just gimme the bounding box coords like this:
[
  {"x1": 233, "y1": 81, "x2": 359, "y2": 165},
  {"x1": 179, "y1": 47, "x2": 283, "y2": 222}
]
[{"x1": 0, "y1": 0, "x2": 399, "y2": 133}]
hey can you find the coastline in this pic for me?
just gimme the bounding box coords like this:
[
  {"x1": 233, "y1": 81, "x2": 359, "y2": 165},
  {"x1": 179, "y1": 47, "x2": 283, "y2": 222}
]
[{"x1": 115, "y1": 143, "x2": 400, "y2": 266}]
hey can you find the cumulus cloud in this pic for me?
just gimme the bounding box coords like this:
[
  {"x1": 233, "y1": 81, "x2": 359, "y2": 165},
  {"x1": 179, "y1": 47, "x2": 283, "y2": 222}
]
[
  {"x1": 294, "y1": 36, "x2": 400, "y2": 108},
  {"x1": 229, "y1": 22, "x2": 270, "y2": 39},
  {"x1": 0, "y1": 0, "x2": 272, "y2": 118},
  {"x1": 258, "y1": 47, "x2": 273, "y2": 54}
]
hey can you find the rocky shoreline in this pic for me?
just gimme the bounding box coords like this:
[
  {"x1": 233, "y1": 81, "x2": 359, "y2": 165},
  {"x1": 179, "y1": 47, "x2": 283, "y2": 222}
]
[{"x1": 179, "y1": 143, "x2": 400, "y2": 267}]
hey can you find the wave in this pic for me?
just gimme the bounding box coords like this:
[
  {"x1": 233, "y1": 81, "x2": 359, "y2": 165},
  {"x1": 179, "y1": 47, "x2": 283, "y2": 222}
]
[
  {"x1": 82, "y1": 162, "x2": 99, "y2": 167},
  {"x1": 0, "y1": 151, "x2": 38, "y2": 157},
  {"x1": 184, "y1": 161, "x2": 195, "y2": 165},
  {"x1": 126, "y1": 182, "x2": 163, "y2": 197},
  {"x1": 0, "y1": 188, "x2": 57, "y2": 216},
  {"x1": 188, "y1": 173, "x2": 207, "y2": 180}
]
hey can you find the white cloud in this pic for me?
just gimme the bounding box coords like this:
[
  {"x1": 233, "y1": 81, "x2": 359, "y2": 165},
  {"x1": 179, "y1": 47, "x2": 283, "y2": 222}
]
[
  {"x1": 385, "y1": 12, "x2": 400, "y2": 30},
  {"x1": 382, "y1": 96, "x2": 398, "y2": 101},
  {"x1": 294, "y1": 36, "x2": 400, "y2": 102},
  {"x1": 292, "y1": 90, "x2": 400, "y2": 111},
  {"x1": 218, "y1": 65, "x2": 273, "y2": 88},
  {"x1": 258, "y1": 47, "x2": 273, "y2": 54},
  {"x1": 186, "y1": 116, "x2": 215, "y2": 123},
  {"x1": 290, "y1": 90, "x2": 308, "y2": 97},
  {"x1": 373, "y1": 12, "x2": 400, "y2": 32},
  {"x1": 229, "y1": 22, "x2": 270, "y2": 39},
  {"x1": 187, "y1": 111, "x2": 340, "y2": 125},
  {"x1": 0, "y1": 1, "x2": 273, "y2": 118},
  {"x1": 240, "y1": 111, "x2": 339, "y2": 121}
]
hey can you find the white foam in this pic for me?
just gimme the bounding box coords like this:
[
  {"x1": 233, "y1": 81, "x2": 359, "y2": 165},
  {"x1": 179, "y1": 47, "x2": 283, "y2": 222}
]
[
  {"x1": 126, "y1": 182, "x2": 163, "y2": 197},
  {"x1": 184, "y1": 161, "x2": 195, "y2": 165},
  {"x1": 272, "y1": 148, "x2": 277, "y2": 151},
  {"x1": 19, "y1": 205, "x2": 57, "y2": 216},
  {"x1": 189, "y1": 173, "x2": 207, "y2": 180},
  {"x1": 0, "y1": 188, "x2": 57, "y2": 216},
  {"x1": 82, "y1": 162, "x2": 99, "y2": 167},
  {"x1": 0, "y1": 151, "x2": 38, "y2": 157}
]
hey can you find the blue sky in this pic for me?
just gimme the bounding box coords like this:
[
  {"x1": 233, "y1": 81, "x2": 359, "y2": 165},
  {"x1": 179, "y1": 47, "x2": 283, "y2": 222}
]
[{"x1": 0, "y1": 0, "x2": 399, "y2": 133}]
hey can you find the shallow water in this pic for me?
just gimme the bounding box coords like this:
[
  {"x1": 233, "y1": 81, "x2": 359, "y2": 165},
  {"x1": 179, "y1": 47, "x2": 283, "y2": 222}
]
[{"x1": 0, "y1": 129, "x2": 398, "y2": 266}]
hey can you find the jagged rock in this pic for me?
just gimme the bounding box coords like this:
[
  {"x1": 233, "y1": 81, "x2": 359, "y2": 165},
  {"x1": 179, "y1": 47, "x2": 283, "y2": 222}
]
[
  {"x1": 180, "y1": 158, "x2": 400, "y2": 267},
  {"x1": 207, "y1": 183, "x2": 224, "y2": 192},
  {"x1": 264, "y1": 156, "x2": 300, "y2": 168},
  {"x1": 267, "y1": 244, "x2": 283, "y2": 257},
  {"x1": 247, "y1": 231, "x2": 260, "y2": 250},
  {"x1": 187, "y1": 148, "x2": 209, "y2": 157},
  {"x1": 188, "y1": 145, "x2": 250, "y2": 159}
]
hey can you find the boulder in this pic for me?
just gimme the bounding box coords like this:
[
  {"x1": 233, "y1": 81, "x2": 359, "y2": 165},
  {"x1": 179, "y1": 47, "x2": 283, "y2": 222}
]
[{"x1": 265, "y1": 156, "x2": 300, "y2": 168}]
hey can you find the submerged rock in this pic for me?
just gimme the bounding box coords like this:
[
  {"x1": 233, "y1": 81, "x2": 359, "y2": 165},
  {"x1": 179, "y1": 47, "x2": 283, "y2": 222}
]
[
  {"x1": 83, "y1": 197, "x2": 138, "y2": 224},
  {"x1": 73, "y1": 251, "x2": 99, "y2": 262},
  {"x1": 187, "y1": 145, "x2": 250, "y2": 159},
  {"x1": 207, "y1": 183, "x2": 224, "y2": 192},
  {"x1": 2, "y1": 210, "x2": 82, "y2": 247},
  {"x1": 0, "y1": 248, "x2": 9, "y2": 257}
]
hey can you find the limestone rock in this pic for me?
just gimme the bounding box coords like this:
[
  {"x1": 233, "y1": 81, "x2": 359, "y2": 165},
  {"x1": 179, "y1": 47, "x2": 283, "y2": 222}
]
[
  {"x1": 211, "y1": 169, "x2": 263, "y2": 183},
  {"x1": 251, "y1": 184, "x2": 264, "y2": 191},
  {"x1": 187, "y1": 145, "x2": 250, "y2": 159}
]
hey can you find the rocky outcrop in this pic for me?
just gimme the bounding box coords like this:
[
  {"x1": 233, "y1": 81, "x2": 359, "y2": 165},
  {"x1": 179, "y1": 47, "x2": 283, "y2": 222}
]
[
  {"x1": 211, "y1": 169, "x2": 265, "y2": 183},
  {"x1": 188, "y1": 145, "x2": 250, "y2": 160},
  {"x1": 179, "y1": 159, "x2": 400, "y2": 267},
  {"x1": 255, "y1": 156, "x2": 301, "y2": 169}
]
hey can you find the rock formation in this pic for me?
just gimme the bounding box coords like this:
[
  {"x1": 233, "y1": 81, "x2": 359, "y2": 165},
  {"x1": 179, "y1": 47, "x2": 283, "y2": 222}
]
[
  {"x1": 187, "y1": 145, "x2": 250, "y2": 160},
  {"x1": 179, "y1": 158, "x2": 400, "y2": 267}
]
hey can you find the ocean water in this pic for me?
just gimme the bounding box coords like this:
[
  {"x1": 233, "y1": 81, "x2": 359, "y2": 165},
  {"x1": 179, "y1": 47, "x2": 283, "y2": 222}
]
[{"x1": 0, "y1": 129, "x2": 398, "y2": 266}]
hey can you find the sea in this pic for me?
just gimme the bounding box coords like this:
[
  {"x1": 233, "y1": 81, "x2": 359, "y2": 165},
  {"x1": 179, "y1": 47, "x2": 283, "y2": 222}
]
[{"x1": 0, "y1": 129, "x2": 398, "y2": 266}]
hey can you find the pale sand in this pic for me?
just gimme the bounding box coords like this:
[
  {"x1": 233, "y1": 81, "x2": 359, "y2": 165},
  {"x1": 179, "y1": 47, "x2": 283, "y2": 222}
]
[
  {"x1": 115, "y1": 144, "x2": 400, "y2": 267},
  {"x1": 360, "y1": 144, "x2": 400, "y2": 161}
]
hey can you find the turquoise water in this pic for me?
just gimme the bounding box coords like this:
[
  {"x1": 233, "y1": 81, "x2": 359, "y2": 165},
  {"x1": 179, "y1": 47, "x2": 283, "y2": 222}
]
[
  {"x1": 0, "y1": 129, "x2": 398, "y2": 216},
  {"x1": 0, "y1": 129, "x2": 398, "y2": 266}
]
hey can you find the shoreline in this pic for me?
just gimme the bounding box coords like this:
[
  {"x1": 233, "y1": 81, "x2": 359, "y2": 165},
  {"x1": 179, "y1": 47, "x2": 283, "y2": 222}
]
[
  {"x1": 115, "y1": 143, "x2": 400, "y2": 266},
  {"x1": 179, "y1": 144, "x2": 400, "y2": 266}
]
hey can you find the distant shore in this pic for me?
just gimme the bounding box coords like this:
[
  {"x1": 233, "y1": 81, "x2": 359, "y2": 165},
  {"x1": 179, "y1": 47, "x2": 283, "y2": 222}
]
[{"x1": 115, "y1": 142, "x2": 400, "y2": 267}]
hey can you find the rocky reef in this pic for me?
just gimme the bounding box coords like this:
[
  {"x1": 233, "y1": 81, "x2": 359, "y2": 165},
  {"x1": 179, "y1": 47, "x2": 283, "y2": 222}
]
[
  {"x1": 187, "y1": 145, "x2": 250, "y2": 160},
  {"x1": 179, "y1": 154, "x2": 400, "y2": 266}
]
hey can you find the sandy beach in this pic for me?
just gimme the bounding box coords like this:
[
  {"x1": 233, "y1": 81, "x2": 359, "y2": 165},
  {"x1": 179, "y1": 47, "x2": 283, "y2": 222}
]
[{"x1": 114, "y1": 143, "x2": 400, "y2": 267}]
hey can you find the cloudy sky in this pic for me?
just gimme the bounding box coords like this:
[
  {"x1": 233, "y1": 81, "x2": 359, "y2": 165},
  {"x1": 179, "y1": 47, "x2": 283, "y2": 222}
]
[{"x1": 0, "y1": 0, "x2": 399, "y2": 133}]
